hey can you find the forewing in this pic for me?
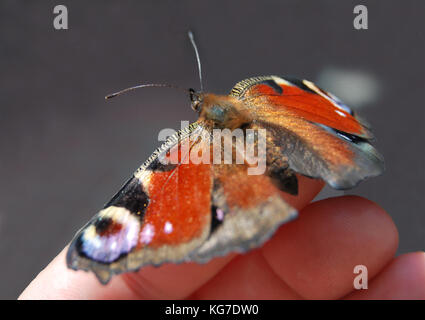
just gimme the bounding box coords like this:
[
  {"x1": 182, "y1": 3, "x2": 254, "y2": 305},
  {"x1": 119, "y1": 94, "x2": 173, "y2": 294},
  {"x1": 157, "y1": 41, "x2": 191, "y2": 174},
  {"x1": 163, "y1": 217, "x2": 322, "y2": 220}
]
[
  {"x1": 67, "y1": 120, "x2": 299, "y2": 283},
  {"x1": 231, "y1": 75, "x2": 373, "y2": 138},
  {"x1": 67, "y1": 122, "x2": 214, "y2": 283},
  {"x1": 230, "y1": 75, "x2": 384, "y2": 189}
]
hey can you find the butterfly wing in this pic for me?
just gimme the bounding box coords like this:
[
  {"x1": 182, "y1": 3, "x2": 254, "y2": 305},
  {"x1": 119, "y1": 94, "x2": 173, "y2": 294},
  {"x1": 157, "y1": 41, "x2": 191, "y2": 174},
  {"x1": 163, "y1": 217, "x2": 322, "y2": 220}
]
[
  {"x1": 68, "y1": 75, "x2": 384, "y2": 283},
  {"x1": 230, "y1": 75, "x2": 373, "y2": 138},
  {"x1": 230, "y1": 75, "x2": 384, "y2": 189},
  {"x1": 67, "y1": 121, "x2": 297, "y2": 283},
  {"x1": 67, "y1": 123, "x2": 214, "y2": 283},
  {"x1": 190, "y1": 163, "x2": 297, "y2": 262}
]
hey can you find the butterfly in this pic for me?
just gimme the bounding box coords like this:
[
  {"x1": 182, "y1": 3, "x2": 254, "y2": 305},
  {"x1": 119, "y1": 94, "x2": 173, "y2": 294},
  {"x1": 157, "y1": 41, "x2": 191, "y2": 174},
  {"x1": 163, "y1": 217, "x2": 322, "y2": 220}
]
[{"x1": 67, "y1": 34, "x2": 384, "y2": 284}]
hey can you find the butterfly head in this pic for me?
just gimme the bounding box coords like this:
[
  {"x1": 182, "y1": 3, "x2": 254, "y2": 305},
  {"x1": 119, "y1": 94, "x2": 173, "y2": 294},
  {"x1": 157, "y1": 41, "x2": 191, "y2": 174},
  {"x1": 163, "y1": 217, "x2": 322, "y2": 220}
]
[{"x1": 189, "y1": 88, "x2": 203, "y2": 112}]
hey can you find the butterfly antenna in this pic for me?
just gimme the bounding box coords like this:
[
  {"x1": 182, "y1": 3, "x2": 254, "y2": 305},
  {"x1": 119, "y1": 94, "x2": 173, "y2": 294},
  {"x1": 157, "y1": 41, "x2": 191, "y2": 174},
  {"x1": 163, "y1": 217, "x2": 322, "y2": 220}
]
[
  {"x1": 105, "y1": 83, "x2": 190, "y2": 100},
  {"x1": 188, "y1": 31, "x2": 204, "y2": 92}
]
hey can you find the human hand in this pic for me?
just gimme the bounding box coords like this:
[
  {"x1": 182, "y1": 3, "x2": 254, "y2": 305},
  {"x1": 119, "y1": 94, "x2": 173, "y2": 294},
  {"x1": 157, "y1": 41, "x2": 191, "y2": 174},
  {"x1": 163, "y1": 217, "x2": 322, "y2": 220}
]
[{"x1": 19, "y1": 176, "x2": 425, "y2": 299}]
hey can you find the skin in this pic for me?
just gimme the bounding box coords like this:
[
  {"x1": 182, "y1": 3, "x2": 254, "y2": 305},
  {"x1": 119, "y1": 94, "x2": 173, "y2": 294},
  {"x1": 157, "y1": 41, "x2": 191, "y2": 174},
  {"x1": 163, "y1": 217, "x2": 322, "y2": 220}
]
[{"x1": 19, "y1": 176, "x2": 425, "y2": 300}]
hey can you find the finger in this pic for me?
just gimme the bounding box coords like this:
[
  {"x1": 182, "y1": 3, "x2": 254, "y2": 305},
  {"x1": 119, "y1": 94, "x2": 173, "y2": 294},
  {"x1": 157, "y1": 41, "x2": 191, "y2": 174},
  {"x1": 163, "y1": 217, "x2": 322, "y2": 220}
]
[
  {"x1": 261, "y1": 195, "x2": 399, "y2": 299},
  {"x1": 190, "y1": 250, "x2": 302, "y2": 299},
  {"x1": 19, "y1": 246, "x2": 234, "y2": 300},
  {"x1": 345, "y1": 252, "x2": 425, "y2": 299},
  {"x1": 19, "y1": 175, "x2": 323, "y2": 300},
  {"x1": 19, "y1": 247, "x2": 137, "y2": 300},
  {"x1": 122, "y1": 255, "x2": 234, "y2": 299}
]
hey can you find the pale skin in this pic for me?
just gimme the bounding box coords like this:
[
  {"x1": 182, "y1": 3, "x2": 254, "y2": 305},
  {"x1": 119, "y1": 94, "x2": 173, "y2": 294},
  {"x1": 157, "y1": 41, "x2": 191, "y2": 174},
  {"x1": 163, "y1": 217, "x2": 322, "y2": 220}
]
[{"x1": 19, "y1": 176, "x2": 425, "y2": 299}]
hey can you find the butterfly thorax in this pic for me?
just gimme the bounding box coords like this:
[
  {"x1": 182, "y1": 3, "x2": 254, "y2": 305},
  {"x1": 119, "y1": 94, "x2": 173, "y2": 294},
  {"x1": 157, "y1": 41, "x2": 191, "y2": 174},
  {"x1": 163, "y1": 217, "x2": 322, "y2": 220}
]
[{"x1": 195, "y1": 93, "x2": 251, "y2": 130}]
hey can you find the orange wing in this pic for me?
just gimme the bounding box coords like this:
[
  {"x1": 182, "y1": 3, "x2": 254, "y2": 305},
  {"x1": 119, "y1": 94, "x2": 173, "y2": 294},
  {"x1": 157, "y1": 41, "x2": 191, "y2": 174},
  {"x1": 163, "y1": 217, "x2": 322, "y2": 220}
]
[
  {"x1": 231, "y1": 75, "x2": 372, "y2": 138},
  {"x1": 67, "y1": 123, "x2": 213, "y2": 283},
  {"x1": 230, "y1": 75, "x2": 384, "y2": 189},
  {"x1": 67, "y1": 121, "x2": 298, "y2": 283}
]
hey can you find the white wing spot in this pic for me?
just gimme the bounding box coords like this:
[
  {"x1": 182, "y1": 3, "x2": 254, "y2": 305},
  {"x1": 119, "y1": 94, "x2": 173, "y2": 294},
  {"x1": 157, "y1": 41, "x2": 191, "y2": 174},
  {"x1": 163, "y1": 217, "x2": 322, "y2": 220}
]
[
  {"x1": 110, "y1": 241, "x2": 117, "y2": 250},
  {"x1": 216, "y1": 208, "x2": 224, "y2": 221},
  {"x1": 164, "y1": 221, "x2": 173, "y2": 234},
  {"x1": 335, "y1": 110, "x2": 347, "y2": 117},
  {"x1": 140, "y1": 223, "x2": 155, "y2": 244}
]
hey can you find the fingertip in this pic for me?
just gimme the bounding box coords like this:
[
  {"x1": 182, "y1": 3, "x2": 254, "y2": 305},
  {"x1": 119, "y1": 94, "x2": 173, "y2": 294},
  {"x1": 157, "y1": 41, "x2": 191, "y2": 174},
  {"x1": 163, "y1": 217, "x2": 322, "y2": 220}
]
[
  {"x1": 19, "y1": 247, "x2": 137, "y2": 300},
  {"x1": 20, "y1": 245, "x2": 236, "y2": 299},
  {"x1": 280, "y1": 175, "x2": 324, "y2": 211},
  {"x1": 346, "y1": 251, "x2": 425, "y2": 299},
  {"x1": 261, "y1": 195, "x2": 399, "y2": 299}
]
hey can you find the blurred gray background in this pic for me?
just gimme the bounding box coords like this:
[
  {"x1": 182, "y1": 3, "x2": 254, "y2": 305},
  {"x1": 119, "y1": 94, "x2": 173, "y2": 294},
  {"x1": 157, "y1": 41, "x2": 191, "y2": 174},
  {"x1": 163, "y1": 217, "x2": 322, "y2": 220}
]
[{"x1": 0, "y1": 1, "x2": 423, "y2": 299}]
